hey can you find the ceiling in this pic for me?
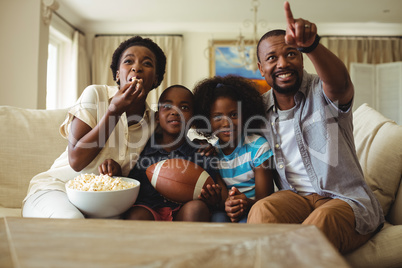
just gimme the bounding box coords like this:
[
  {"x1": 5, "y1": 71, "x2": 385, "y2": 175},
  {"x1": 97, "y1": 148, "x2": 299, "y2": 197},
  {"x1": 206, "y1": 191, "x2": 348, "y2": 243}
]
[{"x1": 55, "y1": 0, "x2": 402, "y2": 34}]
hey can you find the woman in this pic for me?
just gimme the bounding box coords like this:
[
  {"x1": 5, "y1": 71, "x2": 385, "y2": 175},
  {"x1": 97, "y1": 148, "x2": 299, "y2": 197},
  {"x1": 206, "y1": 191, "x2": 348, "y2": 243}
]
[{"x1": 23, "y1": 36, "x2": 166, "y2": 218}]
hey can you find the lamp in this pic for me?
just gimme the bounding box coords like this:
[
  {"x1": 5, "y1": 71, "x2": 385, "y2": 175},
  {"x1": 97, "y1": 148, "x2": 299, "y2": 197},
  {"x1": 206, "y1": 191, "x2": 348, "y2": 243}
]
[{"x1": 210, "y1": 0, "x2": 266, "y2": 73}]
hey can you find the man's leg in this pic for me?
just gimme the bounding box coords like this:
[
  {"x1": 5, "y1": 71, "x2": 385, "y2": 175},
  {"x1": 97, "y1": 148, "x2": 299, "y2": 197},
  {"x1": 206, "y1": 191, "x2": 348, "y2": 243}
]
[
  {"x1": 248, "y1": 190, "x2": 312, "y2": 224},
  {"x1": 303, "y1": 196, "x2": 374, "y2": 254}
]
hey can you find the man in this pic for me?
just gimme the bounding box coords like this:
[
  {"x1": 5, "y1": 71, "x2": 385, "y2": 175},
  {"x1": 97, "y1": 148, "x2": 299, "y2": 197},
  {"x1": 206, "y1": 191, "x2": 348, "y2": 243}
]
[{"x1": 248, "y1": 1, "x2": 384, "y2": 254}]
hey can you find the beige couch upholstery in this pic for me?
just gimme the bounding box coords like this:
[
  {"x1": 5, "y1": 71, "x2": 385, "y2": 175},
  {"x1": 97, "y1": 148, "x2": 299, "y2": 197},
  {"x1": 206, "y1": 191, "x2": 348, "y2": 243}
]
[
  {"x1": 0, "y1": 104, "x2": 401, "y2": 267},
  {"x1": 0, "y1": 106, "x2": 68, "y2": 217}
]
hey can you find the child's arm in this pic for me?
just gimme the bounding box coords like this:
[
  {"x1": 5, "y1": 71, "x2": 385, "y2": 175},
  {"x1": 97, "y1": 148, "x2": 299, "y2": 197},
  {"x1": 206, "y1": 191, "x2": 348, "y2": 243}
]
[
  {"x1": 254, "y1": 159, "x2": 275, "y2": 199},
  {"x1": 99, "y1": 159, "x2": 122, "y2": 177},
  {"x1": 225, "y1": 159, "x2": 274, "y2": 222},
  {"x1": 225, "y1": 187, "x2": 246, "y2": 222},
  {"x1": 68, "y1": 80, "x2": 143, "y2": 171}
]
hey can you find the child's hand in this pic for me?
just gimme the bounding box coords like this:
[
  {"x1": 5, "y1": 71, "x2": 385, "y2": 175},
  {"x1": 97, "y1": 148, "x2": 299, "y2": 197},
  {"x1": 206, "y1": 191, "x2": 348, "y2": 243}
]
[
  {"x1": 109, "y1": 78, "x2": 145, "y2": 115},
  {"x1": 225, "y1": 187, "x2": 249, "y2": 222},
  {"x1": 198, "y1": 184, "x2": 222, "y2": 206},
  {"x1": 98, "y1": 159, "x2": 122, "y2": 177}
]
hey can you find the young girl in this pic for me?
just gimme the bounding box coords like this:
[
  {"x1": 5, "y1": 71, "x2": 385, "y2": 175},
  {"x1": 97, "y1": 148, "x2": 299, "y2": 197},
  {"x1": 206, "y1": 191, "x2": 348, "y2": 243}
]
[
  {"x1": 23, "y1": 36, "x2": 166, "y2": 218},
  {"x1": 192, "y1": 75, "x2": 275, "y2": 223},
  {"x1": 102, "y1": 85, "x2": 226, "y2": 221}
]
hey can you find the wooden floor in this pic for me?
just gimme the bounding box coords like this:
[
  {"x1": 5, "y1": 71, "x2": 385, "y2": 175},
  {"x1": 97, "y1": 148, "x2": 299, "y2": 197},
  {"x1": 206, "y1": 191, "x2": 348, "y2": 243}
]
[{"x1": 1, "y1": 217, "x2": 350, "y2": 268}]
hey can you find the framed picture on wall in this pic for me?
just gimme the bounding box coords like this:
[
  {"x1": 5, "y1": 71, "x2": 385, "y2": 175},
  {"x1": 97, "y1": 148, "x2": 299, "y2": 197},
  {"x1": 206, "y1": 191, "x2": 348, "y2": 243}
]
[{"x1": 208, "y1": 40, "x2": 270, "y2": 94}]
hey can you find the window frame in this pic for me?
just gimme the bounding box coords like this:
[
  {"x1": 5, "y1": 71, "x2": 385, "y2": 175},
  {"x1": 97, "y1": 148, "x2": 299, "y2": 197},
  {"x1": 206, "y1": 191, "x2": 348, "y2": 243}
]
[{"x1": 46, "y1": 16, "x2": 76, "y2": 110}]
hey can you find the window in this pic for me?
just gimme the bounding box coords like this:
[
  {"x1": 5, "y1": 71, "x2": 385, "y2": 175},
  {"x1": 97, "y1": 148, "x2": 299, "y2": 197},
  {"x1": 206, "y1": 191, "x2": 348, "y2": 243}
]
[
  {"x1": 46, "y1": 40, "x2": 58, "y2": 110},
  {"x1": 351, "y1": 62, "x2": 402, "y2": 124},
  {"x1": 46, "y1": 17, "x2": 76, "y2": 109}
]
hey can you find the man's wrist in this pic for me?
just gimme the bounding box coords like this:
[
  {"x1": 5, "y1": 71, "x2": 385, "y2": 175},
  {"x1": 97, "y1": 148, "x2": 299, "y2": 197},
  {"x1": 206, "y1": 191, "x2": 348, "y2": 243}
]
[{"x1": 297, "y1": 34, "x2": 321, "y2": 53}]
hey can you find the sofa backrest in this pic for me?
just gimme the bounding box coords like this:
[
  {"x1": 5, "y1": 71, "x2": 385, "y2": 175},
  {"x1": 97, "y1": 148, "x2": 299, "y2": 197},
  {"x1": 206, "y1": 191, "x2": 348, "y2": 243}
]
[
  {"x1": 0, "y1": 106, "x2": 68, "y2": 209},
  {"x1": 353, "y1": 103, "x2": 402, "y2": 224},
  {"x1": 1, "y1": 103, "x2": 401, "y2": 224}
]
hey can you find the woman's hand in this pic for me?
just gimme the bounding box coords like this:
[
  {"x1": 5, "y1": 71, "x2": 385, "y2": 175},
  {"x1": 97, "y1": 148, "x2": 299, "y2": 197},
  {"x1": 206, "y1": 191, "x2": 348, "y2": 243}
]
[
  {"x1": 98, "y1": 159, "x2": 122, "y2": 177},
  {"x1": 109, "y1": 78, "x2": 146, "y2": 116}
]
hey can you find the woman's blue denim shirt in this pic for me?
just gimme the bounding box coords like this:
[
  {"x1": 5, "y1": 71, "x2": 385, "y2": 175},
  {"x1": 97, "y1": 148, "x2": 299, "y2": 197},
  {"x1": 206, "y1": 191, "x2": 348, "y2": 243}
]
[{"x1": 260, "y1": 70, "x2": 384, "y2": 235}]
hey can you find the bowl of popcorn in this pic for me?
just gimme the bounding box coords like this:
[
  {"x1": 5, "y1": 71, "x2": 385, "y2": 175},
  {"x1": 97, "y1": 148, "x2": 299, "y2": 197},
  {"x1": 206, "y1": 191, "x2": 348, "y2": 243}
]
[{"x1": 66, "y1": 174, "x2": 140, "y2": 218}]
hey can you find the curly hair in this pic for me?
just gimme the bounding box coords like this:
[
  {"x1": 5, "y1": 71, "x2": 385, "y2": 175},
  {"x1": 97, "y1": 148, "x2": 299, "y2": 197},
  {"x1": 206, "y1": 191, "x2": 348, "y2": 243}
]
[
  {"x1": 192, "y1": 75, "x2": 266, "y2": 138},
  {"x1": 110, "y1": 36, "x2": 166, "y2": 88}
]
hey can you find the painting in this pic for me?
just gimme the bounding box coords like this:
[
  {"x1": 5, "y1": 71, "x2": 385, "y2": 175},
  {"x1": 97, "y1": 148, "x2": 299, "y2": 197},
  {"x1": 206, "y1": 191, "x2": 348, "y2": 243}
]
[{"x1": 209, "y1": 40, "x2": 270, "y2": 94}]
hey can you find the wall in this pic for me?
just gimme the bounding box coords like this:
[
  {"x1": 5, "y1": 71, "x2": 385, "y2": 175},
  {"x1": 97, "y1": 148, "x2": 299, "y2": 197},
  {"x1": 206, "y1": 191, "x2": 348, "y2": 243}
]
[
  {"x1": 183, "y1": 22, "x2": 402, "y2": 88},
  {"x1": 1, "y1": 1, "x2": 402, "y2": 109},
  {"x1": 0, "y1": 0, "x2": 49, "y2": 109},
  {"x1": 84, "y1": 22, "x2": 291, "y2": 90},
  {"x1": 82, "y1": 21, "x2": 402, "y2": 91}
]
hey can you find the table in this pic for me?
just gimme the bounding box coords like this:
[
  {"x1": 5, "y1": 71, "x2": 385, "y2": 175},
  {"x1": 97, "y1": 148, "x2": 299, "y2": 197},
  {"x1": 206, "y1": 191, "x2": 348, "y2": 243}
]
[{"x1": 1, "y1": 217, "x2": 350, "y2": 268}]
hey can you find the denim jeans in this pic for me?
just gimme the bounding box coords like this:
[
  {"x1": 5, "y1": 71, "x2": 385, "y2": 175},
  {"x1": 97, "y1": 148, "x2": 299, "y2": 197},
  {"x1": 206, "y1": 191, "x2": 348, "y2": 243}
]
[{"x1": 211, "y1": 211, "x2": 248, "y2": 223}]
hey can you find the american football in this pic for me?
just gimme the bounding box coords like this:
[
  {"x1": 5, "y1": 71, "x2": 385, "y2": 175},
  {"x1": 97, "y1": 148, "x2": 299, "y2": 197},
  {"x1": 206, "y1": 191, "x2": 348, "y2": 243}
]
[{"x1": 145, "y1": 158, "x2": 215, "y2": 204}]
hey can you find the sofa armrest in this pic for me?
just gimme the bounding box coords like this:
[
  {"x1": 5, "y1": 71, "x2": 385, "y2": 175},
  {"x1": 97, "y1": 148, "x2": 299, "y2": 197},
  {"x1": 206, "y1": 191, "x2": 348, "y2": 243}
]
[
  {"x1": 0, "y1": 106, "x2": 68, "y2": 210},
  {"x1": 353, "y1": 103, "x2": 402, "y2": 217},
  {"x1": 388, "y1": 178, "x2": 402, "y2": 225}
]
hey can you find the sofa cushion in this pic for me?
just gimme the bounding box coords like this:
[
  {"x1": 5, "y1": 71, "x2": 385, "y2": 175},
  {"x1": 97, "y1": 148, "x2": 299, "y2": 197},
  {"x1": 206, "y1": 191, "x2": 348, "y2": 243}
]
[
  {"x1": 0, "y1": 207, "x2": 21, "y2": 218},
  {"x1": 353, "y1": 103, "x2": 402, "y2": 217},
  {"x1": 0, "y1": 106, "x2": 68, "y2": 210},
  {"x1": 345, "y1": 222, "x2": 402, "y2": 268},
  {"x1": 388, "y1": 179, "x2": 402, "y2": 225}
]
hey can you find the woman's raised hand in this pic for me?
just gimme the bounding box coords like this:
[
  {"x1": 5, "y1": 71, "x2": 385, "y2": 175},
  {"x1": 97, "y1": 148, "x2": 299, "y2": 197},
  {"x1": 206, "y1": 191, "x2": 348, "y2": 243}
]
[{"x1": 109, "y1": 78, "x2": 146, "y2": 115}]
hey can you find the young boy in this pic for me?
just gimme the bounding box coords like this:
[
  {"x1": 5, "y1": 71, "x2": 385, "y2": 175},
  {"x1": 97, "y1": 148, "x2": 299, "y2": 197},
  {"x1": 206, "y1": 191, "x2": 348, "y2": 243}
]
[{"x1": 100, "y1": 85, "x2": 226, "y2": 221}]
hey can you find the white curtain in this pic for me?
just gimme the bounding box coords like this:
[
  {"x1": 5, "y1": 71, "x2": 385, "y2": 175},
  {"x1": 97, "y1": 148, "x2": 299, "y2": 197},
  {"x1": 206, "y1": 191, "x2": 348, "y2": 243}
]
[
  {"x1": 72, "y1": 31, "x2": 91, "y2": 98},
  {"x1": 321, "y1": 36, "x2": 402, "y2": 71},
  {"x1": 92, "y1": 35, "x2": 183, "y2": 110}
]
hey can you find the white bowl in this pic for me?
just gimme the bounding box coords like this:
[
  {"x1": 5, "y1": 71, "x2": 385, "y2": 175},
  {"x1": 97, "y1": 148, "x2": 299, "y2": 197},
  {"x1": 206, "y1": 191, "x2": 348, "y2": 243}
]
[{"x1": 65, "y1": 177, "x2": 140, "y2": 218}]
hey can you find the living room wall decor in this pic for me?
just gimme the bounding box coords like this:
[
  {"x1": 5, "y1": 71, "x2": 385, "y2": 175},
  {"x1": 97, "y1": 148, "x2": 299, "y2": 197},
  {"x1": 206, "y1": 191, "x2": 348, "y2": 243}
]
[{"x1": 208, "y1": 40, "x2": 270, "y2": 94}]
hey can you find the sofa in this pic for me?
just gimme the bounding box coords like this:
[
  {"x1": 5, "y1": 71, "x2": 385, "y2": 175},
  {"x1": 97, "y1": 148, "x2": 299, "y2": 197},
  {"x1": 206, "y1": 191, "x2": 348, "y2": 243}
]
[{"x1": 0, "y1": 103, "x2": 401, "y2": 267}]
